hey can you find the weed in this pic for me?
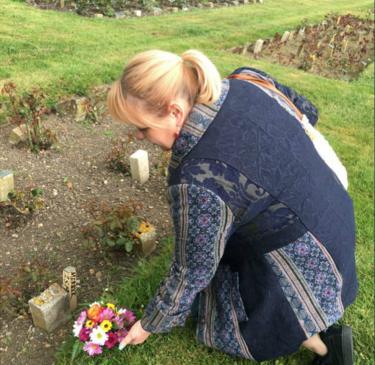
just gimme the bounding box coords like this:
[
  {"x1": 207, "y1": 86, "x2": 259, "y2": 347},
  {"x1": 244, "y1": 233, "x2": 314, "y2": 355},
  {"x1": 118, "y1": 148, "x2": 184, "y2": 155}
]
[
  {"x1": 81, "y1": 199, "x2": 149, "y2": 253},
  {"x1": 1, "y1": 82, "x2": 57, "y2": 152}
]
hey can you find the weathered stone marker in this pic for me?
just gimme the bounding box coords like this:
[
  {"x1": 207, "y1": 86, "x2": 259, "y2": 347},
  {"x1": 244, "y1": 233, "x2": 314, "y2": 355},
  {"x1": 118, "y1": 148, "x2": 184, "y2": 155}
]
[
  {"x1": 253, "y1": 39, "x2": 264, "y2": 55},
  {"x1": 9, "y1": 124, "x2": 28, "y2": 145},
  {"x1": 137, "y1": 223, "x2": 157, "y2": 256},
  {"x1": 74, "y1": 97, "x2": 89, "y2": 122},
  {"x1": 115, "y1": 11, "x2": 125, "y2": 19},
  {"x1": 62, "y1": 266, "x2": 78, "y2": 311},
  {"x1": 28, "y1": 283, "x2": 70, "y2": 333},
  {"x1": 241, "y1": 43, "x2": 250, "y2": 55},
  {"x1": 0, "y1": 170, "x2": 14, "y2": 202},
  {"x1": 152, "y1": 7, "x2": 162, "y2": 16},
  {"x1": 281, "y1": 31, "x2": 290, "y2": 43},
  {"x1": 130, "y1": 150, "x2": 149, "y2": 184}
]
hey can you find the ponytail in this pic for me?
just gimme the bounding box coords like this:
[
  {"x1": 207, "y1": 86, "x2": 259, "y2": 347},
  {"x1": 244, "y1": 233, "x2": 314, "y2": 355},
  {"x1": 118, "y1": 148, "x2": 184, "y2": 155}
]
[
  {"x1": 107, "y1": 49, "x2": 222, "y2": 128},
  {"x1": 181, "y1": 50, "x2": 222, "y2": 104}
]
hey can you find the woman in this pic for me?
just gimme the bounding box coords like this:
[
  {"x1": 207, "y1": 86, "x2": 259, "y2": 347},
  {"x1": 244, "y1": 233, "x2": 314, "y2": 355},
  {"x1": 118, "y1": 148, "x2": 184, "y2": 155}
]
[{"x1": 107, "y1": 49, "x2": 357, "y2": 364}]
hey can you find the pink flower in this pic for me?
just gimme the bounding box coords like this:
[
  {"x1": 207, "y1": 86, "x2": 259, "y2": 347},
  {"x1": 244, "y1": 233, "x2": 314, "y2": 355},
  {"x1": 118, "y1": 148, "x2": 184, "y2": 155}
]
[
  {"x1": 113, "y1": 315, "x2": 124, "y2": 329},
  {"x1": 79, "y1": 327, "x2": 91, "y2": 342},
  {"x1": 122, "y1": 310, "x2": 136, "y2": 327},
  {"x1": 83, "y1": 342, "x2": 103, "y2": 356},
  {"x1": 104, "y1": 332, "x2": 118, "y2": 349},
  {"x1": 98, "y1": 308, "x2": 115, "y2": 322},
  {"x1": 116, "y1": 328, "x2": 128, "y2": 343},
  {"x1": 77, "y1": 310, "x2": 87, "y2": 325}
]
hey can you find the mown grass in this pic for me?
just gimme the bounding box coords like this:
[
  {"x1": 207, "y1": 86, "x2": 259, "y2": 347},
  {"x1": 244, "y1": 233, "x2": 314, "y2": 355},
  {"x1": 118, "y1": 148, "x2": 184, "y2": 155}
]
[{"x1": 1, "y1": 0, "x2": 374, "y2": 364}]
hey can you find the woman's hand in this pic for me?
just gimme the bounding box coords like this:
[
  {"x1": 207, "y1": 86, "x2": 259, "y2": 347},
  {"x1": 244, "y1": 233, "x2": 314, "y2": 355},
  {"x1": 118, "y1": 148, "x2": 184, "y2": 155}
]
[{"x1": 120, "y1": 320, "x2": 151, "y2": 348}]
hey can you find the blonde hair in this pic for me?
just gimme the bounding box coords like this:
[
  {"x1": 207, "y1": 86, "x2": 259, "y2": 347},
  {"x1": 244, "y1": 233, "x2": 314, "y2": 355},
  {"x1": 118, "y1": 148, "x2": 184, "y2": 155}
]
[{"x1": 107, "y1": 49, "x2": 222, "y2": 129}]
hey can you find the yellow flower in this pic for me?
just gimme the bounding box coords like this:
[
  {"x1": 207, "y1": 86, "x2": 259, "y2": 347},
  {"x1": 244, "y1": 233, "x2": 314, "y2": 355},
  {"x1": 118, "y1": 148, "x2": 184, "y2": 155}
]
[
  {"x1": 107, "y1": 303, "x2": 116, "y2": 311},
  {"x1": 85, "y1": 320, "x2": 95, "y2": 329},
  {"x1": 100, "y1": 320, "x2": 112, "y2": 332},
  {"x1": 134, "y1": 221, "x2": 153, "y2": 238}
]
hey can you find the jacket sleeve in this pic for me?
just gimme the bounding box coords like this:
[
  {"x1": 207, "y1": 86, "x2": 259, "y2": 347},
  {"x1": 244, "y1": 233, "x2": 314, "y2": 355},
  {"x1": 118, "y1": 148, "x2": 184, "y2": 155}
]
[
  {"x1": 231, "y1": 67, "x2": 319, "y2": 126},
  {"x1": 140, "y1": 184, "x2": 234, "y2": 333}
]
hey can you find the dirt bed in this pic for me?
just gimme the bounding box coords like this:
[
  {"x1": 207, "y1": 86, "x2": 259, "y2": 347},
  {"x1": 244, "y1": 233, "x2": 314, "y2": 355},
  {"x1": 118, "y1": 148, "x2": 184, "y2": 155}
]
[
  {"x1": 0, "y1": 113, "x2": 173, "y2": 365},
  {"x1": 233, "y1": 13, "x2": 374, "y2": 81}
]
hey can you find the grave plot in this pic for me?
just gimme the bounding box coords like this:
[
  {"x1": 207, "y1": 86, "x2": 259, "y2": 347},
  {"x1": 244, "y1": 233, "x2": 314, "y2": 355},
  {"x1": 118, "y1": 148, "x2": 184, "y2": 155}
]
[
  {"x1": 232, "y1": 13, "x2": 374, "y2": 81},
  {"x1": 0, "y1": 89, "x2": 172, "y2": 364},
  {"x1": 26, "y1": 0, "x2": 262, "y2": 19}
]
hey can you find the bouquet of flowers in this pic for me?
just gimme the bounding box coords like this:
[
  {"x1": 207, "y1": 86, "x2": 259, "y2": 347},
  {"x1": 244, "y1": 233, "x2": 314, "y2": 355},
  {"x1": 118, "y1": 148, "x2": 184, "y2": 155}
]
[{"x1": 72, "y1": 301, "x2": 136, "y2": 356}]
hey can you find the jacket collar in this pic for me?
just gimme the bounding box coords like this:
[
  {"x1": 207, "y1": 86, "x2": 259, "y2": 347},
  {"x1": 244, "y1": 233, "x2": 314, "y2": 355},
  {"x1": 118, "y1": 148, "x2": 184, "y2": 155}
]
[{"x1": 170, "y1": 79, "x2": 230, "y2": 169}]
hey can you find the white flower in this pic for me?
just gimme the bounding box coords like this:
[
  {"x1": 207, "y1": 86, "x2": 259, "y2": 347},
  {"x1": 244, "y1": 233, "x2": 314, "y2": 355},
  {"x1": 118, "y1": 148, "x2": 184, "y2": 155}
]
[
  {"x1": 90, "y1": 301, "x2": 101, "y2": 307},
  {"x1": 117, "y1": 308, "x2": 127, "y2": 315},
  {"x1": 72, "y1": 322, "x2": 83, "y2": 337},
  {"x1": 90, "y1": 326, "x2": 108, "y2": 346}
]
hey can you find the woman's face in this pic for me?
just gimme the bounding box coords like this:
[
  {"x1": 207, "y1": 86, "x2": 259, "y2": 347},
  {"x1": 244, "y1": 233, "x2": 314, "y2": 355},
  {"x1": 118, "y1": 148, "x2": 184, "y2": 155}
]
[
  {"x1": 127, "y1": 94, "x2": 190, "y2": 151},
  {"x1": 135, "y1": 125, "x2": 177, "y2": 151}
]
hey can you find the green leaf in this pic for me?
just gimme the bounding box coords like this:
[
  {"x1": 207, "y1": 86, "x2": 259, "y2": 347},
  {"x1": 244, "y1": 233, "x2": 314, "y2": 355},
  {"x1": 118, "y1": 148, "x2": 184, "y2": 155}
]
[
  {"x1": 116, "y1": 236, "x2": 126, "y2": 246},
  {"x1": 70, "y1": 341, "x2": 81, "y2": 365},
  {"x1": 125, "y1": 240, "x2": 133, "y2": 253},
  {"x1": 105, "y1": 238, "x2": 116, "y2": 247},
  {"x1": 31, "y1": 188, "x2": 43, "y2": 197},
  {"x1": 109, "y1": 220, "x2": 118, "y2": 231},
  {"x1": 127, "y1": 216, "x2": 140, "y2": 233}
]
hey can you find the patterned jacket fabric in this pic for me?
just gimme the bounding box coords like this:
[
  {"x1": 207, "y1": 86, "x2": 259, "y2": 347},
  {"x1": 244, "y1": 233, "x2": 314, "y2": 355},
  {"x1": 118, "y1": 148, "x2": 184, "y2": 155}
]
[{"x1": 140, "y1": 69, "x2": 357, "y2": 361}]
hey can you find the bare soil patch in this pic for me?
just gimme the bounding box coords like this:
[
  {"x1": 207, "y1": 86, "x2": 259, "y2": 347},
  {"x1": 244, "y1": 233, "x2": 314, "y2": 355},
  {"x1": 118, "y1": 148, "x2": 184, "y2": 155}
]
[
  {"x1": 0, "y1": 112, "x2": 172, "y2": 364},
  {"x1": 233, "y1": 13, "x2": 374, "y2": 81}
]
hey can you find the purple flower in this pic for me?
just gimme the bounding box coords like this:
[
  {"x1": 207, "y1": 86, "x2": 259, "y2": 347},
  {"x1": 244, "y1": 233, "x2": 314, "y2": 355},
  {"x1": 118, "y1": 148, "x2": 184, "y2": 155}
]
[
  {"x1": 79, "y1": 327, "x2": 91, "y2": 342},
  {"x1": 116, "y1": 328, "x2": 128, "y2": 342},
  {"x1": 104, "y1": 332, "x2": 118, "y2": 349},
  {"x1": 122, "y1": 310, "x2": 136, "y2": 327},
  {"x1": 113, "y1": 315, "x2": 124, "y2": 329},
  {"x1": 83, "y1": 342, "x2": 103, "y2": 356}
]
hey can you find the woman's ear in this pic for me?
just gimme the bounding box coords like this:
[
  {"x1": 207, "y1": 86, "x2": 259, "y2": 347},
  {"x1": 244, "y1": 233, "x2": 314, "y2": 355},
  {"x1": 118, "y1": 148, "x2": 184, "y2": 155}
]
[{"x1": 169, "y1": 103, "x2": 185, "y2": 128}]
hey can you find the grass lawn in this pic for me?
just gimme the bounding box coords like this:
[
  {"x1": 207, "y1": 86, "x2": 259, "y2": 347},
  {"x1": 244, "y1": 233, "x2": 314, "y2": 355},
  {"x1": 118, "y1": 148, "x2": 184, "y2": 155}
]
[{"x1": 1, "y1": 0, "x2": 374, "y2": 364}]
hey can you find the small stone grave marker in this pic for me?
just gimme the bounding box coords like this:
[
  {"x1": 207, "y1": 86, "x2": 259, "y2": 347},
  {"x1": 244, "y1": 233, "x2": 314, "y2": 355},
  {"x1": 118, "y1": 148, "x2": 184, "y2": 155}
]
[
  {"x1": 281, "y1": 31, "x2": 290, "y2": 43},
  {"x1": 62, "y1": 266, "x2": 78, "y2": 311},
  {"x1": 0, "y1": 170, "x2": 14, "y2": 202},
  {"x1": 298, "y1": 27, "x2": 305, "y2": 38},
  {"x1": 28, "y1": 283, "x2": 70, "y2": 333},
  {"x1": 241, "y1": 43, "x2": 250, "y2": 55},
  {"x1": 253, "y1": 39, "x2": 264, "y2": 55},
  {"x1": 9, "y1": 124, "x2": 27, "y2": 145},
  {"x1": 133, "y1": 10, "x2": 142, "y2": 17},
  {"x1": 137, "y1": 223, "x2": 157, "y2": 256},
  {"x1": 74, "y1": 97, "x2": 89, "y2": 122},
  {"x1": 115, "y1": 11, "x2": 125, "y2": 19},
  {"x1": 130, "y1": 150, "x2": 149, "y2": 184},
  {"x1": 152, "y1": 7, "x2": 162, "y2": 16}
]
